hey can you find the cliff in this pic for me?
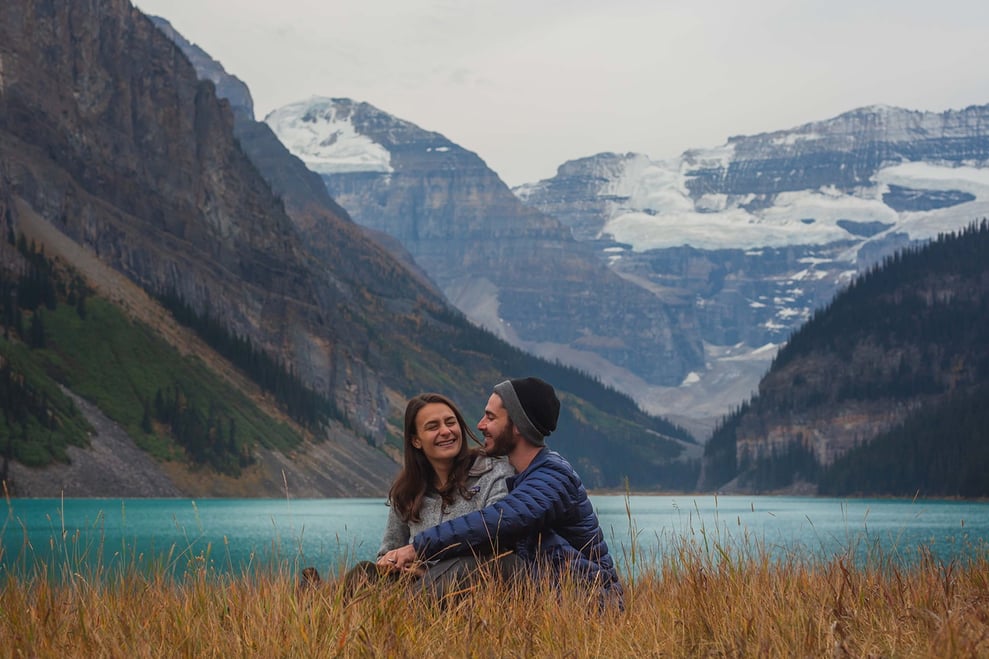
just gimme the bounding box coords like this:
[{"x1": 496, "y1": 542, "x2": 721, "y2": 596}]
[
  {"x1": 0, "y1": 0, "x2": 694, "y2": 495},
  {"x1": 266, "y1": 98, "x2": 705, "y2": 388},
  {"x1": 516, "y1": 105, "x2": 989, "y2": 431},
  {"x1": 699, "y1": 221, "x2": 989, "y2": 495}
]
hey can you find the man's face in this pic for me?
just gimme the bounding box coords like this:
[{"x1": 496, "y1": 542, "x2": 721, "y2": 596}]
[{"x1": 477, "y1": 393, "x2": 518, "y2": 457}]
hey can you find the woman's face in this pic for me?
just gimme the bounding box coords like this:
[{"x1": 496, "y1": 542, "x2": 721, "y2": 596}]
[{"x1": 411, "y1": 402, "x2": 463, "y2": 467}]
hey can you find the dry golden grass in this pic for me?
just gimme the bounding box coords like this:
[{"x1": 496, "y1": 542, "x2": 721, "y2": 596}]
[{"x1": 3, "y1": 538, "x2": 988, "y2": 658}]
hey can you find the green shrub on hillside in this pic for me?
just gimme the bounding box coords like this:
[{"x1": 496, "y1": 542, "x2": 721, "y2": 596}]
[
  {"x1": 36, "y1": 298, "x2": 303, "y2": 473},
  {"x1": 2, "y1": 280, "x2": 303, "y2": 476},
  {"x1": 0, "y1": 339, "x2": 91, "y2": 468}
]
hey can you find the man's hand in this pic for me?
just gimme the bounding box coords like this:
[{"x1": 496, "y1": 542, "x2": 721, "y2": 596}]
[
  {"x1": 377, "y1": 544, "x2": 418, "y2": 571},
  {"x1": 392, "y1": 543, "x2": 417, "y2": 568}
]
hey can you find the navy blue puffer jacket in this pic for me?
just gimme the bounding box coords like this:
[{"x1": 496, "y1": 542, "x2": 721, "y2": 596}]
[{"x1": 412, "y1": 448, "x2": 623, "y2": 604}]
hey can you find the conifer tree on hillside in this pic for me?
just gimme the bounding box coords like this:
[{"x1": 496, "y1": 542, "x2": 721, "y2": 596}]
[{"x1": 701, "y1": 220, "x2": 989, "y2": 495}]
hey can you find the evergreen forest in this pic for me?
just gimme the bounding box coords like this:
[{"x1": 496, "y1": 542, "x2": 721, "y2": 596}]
[
  {"x1": 702, "y1": 220, "x2": 989, "y2": 496},
  {"x1": 1, "y1": 232, "x2": 304, "y2": 481}
]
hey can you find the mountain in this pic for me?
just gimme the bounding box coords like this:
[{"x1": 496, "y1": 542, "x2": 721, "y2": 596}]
[
  {"x1": 0, "y1": 0, "x2": 695, "y2": 496},
  {"x1": 699, "y1": 221, "x2": 989, "y2": 496},
  {"x1": 147, "y1": 18, "x2": 444, "y2": 302},
  {"x1": 147, "y1": 17, "x2": 699, "y2": 489},
  {"x1": 150, "y1": 18, "x2": 254, "y2": 121},
  {"x1": 263, "y1": 97, "x2": 706, "y2": 391},
  {"x1": 515, "y1": 104, "x2": 989, "y2": 433}
]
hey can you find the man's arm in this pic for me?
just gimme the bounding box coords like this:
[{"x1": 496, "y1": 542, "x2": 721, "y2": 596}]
[
  {"x1": 383, "y1": 460, "x2": 517, "y2": 569},
  {"x1": 411, "y1": 461, "x2": 576, "y2": 561}
]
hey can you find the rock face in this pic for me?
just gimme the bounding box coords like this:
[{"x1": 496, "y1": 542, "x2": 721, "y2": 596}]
[
  {"x1": 4, "y1": 3, "x2": 298, "y2": 339},
  {"x1": 265, "y1": 98, "x2": 705, "y2": 387},
  {"x1": 699, "y1": 222, "x2": 989, "y2": 494},
  {"x1": 150, "y1": 17, "x2": 254, "y2": 121},
  {"x1": 515, "y1": 105, "x2": 989, "y2": 429},
  {"x1": 0, "y1": 0, "x2": 408, "y2": 494},
  {"x1": 0, "y1": 1, "x2": 696, "y2": 495}
]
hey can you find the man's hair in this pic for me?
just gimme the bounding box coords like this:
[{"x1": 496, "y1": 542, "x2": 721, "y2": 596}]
[{"x1": 493, "y1": 377, "x2": 560, "y2": 446}]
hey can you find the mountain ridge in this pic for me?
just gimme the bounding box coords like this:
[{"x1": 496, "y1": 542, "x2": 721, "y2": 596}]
[
  {"x1": 265, "y1": 96, "x2": 706, "y2": 389},
  {"x1": 699, "y1": 220, "x2": 989, "y2": 495},
  {"x1": 0, "y1": 1, "x2": 696, "y2": 495},
  {"x1": 515, "y1": 102, "x2": 989, "y2": 432}
]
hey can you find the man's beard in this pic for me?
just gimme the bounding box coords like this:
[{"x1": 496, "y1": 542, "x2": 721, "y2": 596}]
[{"x1": 485, "y1": 424, "x2": 518, "y2": 457}]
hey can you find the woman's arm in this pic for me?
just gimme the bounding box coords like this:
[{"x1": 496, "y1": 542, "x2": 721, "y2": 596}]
[{"x1": 376, "y1": 504, "x2": 410, "y2": 558}]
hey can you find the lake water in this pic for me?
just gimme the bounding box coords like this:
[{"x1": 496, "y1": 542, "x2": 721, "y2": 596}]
[{"x1": 3, "y1": 496, "x2": 987, "y2": 579}]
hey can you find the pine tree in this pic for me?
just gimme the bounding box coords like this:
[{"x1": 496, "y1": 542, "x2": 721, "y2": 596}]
[{"x1": 28, "y1": 312, "x2": 46, "y2": 349}]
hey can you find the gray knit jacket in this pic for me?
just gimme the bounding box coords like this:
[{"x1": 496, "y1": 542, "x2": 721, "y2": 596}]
[{"x1": 377, "y1": 455, "x2": 513, "y2": 558}]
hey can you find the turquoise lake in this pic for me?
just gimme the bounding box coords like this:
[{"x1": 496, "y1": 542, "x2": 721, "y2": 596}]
[{"x1": 2, "y1": 496, "x2": 987, "y2": 578}]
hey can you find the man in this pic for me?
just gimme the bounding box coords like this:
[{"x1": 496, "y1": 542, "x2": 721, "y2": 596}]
[{"x1": 383, "y1": 377, "x2": 624, "y2": 606}]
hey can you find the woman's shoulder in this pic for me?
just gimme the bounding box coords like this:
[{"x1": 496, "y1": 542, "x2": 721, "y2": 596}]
[{"x1": 468, "y1": 454, "x2": 514, "y2": 478}]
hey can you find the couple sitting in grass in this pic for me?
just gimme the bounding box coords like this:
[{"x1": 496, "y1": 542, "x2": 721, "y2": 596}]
[{"x1": 305, "y1": 377, "x2": 623, "y2": 608}]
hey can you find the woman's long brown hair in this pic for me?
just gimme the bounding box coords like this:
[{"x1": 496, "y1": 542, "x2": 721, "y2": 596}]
[{"x1": 389, "y1": 393, "x2": 483, "y2": 523}]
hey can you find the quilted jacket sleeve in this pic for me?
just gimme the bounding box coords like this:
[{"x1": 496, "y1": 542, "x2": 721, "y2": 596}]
[{"x1": 412, "y1": 458, "x2": 578, "y2": 560}]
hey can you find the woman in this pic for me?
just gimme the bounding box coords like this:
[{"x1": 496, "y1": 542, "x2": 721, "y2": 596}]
[
  {"x1": 376, "y1": 392, "x2": 513, "y2": 567},
  {"x1": 315, "y1": 392, "x2": 513, "y2": 594}
]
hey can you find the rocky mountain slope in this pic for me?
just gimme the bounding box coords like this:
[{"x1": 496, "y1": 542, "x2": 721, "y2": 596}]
[
  {"x1": 699, "y1": 221, "x2": 989, "y2": 495},
  {"x1": 148, "y1": 15, "x2": 699, "y2": 489},
  {"x1": 0, "y1": 0, "x2": 412, "y2": 494},
  {"x1": 0, "y1": 1, "x2": 696, "y2": 495},
  {"x1": 264, "y1": 97, "x2": 705, "y2": 389},
  {"x1": 516, "y1": 105, "x2": 989, "y2": 433}
]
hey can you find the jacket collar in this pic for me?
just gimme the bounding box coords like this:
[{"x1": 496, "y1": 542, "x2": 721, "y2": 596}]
[{"x1": 507, "y1": 447, "x2": 551, "y2": 489}]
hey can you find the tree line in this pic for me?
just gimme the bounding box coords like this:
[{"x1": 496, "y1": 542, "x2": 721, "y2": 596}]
[
  {"x1": 154, "y1": 289, "x2": 346, "y2": 435},
  {"x1": 701, "y1": 219, "x2": 989, "y2": 495},
  {"x1": 144, "y1": 385, "x2": 254, "y2": 476},
  {"x1": 0, "y1": 233, "x2": 264, "y2": 477}
]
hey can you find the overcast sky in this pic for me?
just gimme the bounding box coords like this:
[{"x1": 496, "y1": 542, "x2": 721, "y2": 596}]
[{"x1": 133, "y1": 0, "x2": 989, "y2": 187}]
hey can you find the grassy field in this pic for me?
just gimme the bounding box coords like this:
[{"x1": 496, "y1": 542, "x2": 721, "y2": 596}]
[{"x1": 2, "y1": 534, "x2": 987, "y2": 658}]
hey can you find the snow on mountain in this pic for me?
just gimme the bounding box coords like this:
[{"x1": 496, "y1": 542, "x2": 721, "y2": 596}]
[
  {"x1": 522, "y1": 103, "x2": 989, "y2": 255},
  {"x1": 264, "y1": 97, "x2": 392, "y2": 175},
  {"x1": 260, "y1": 94, "x2": 989, "y2": 437},
  {"x1": 264, "y1": 96, "x2": 704, "y2": 391},
  {"x1": 515, "y1": 103, "x2": 989, "y2": 435},
  {"x1": 558, "y1": 158, "x2": 989, "y2": 253},
  {"x1": 518, "y1": 104, "x2": 989, "y2": 264}
]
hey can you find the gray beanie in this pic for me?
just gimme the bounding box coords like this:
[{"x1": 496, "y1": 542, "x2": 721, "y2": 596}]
[{"x1": 493, "y1": 377, "x2": 560, "y2": 446}]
